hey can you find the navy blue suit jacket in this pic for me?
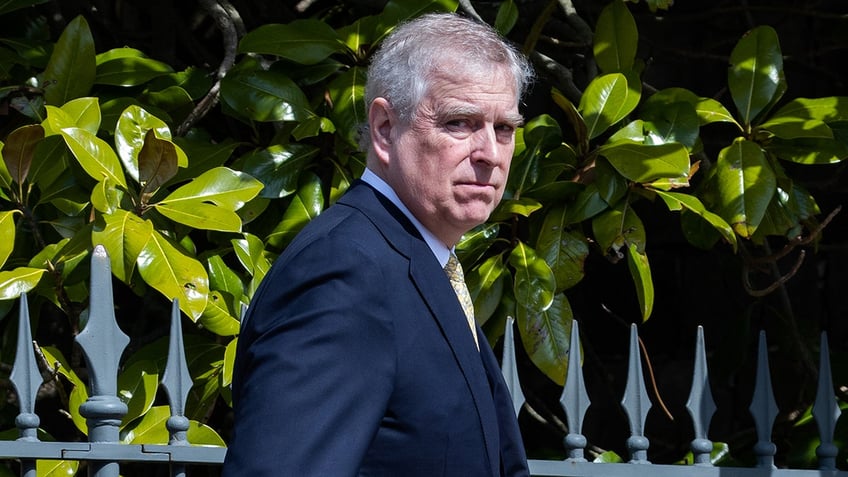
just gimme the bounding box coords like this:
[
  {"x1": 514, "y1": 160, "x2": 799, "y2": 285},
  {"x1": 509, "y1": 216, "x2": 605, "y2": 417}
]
[{"x1": 223, "y1": 181, "x2": 529, "y2": 476}]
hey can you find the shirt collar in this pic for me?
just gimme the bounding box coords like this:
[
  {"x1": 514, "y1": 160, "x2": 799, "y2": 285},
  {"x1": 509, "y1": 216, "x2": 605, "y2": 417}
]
[{"x1": 361, "y1": 168, "x2": 452, "y2": 267}]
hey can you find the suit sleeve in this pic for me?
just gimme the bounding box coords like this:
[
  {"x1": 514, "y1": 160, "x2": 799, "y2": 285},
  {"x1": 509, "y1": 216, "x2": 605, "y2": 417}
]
[{"x1": 223, "y1": 235, "x2": 396, "y2": 477}]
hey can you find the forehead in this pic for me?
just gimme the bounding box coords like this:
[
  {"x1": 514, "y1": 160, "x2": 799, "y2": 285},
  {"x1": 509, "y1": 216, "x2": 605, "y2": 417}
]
[{"x1": 420, "y1": 64, "x2": 520, "y2": 115}]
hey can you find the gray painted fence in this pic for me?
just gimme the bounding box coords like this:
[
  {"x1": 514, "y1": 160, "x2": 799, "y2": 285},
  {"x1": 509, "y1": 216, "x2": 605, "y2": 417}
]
[{"x1": 0, "y1": 244, "x2": 845, "y2": 477}]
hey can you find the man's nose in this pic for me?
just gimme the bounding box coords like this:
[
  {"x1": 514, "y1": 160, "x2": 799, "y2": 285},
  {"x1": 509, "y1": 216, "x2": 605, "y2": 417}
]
[{"x1": 469, "y1": 125, "x2": 499, "y2": 165}]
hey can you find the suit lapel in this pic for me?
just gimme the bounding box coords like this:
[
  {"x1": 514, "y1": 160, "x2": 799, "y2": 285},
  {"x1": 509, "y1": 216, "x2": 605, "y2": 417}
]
[{"x1": 341, "y1": 182, "x2": 502, "y2": 475}]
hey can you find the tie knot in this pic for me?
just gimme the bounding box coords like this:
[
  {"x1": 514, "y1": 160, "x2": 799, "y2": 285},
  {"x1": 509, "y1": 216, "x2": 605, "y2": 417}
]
[{"x1": 444, "y1": 254, "x2": 464, "y2": 282}]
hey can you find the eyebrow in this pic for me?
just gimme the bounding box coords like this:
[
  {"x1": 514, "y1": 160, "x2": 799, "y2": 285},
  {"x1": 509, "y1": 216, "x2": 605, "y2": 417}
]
[{"x1": 435, "y1": 103, "x2": 525, "y2": 128}]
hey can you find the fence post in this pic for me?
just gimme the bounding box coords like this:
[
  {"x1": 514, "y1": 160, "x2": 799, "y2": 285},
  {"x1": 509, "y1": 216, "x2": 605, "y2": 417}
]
[
  {"x1": 9, "y1": 294, "x2": 40, "y2": 477},
  {"x1": 621, "y1": 324, "x2": 651, "y2": 464},
  {"x1": 749, "y1": 330, "x2": 778, "y2": 469},
  {"x1": 813, "y1": 332, "x2": 841, "y2": 470},
  {"x1": 161, "y1": 299, "x2": 193, "y2": 477},
  {"x1": 560, "y1": 320, "x2": 589, "y2": 462},
  {"x1": 686, "y1": 325, "x2": 716, "y2": 466},
  {"x1": 75, "y1": 245, "x2": 129, "y2": 477}
]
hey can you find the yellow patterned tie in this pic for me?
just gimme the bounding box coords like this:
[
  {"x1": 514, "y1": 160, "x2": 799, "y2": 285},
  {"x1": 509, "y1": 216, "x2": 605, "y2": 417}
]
[{"x1": 444, "y1": 253, "x2": 479, "y2": 350}]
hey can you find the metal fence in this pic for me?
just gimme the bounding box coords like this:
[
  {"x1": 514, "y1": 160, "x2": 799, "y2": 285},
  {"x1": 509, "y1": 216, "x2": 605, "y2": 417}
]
[{"x1": 1, "y1": 245, "x2": 846, "y2": 476}]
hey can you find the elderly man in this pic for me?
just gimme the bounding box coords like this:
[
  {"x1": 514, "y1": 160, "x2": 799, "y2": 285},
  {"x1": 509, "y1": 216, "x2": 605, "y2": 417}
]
[{"x1": 223, "y1": 12, "x2": 534, "y2": 476}]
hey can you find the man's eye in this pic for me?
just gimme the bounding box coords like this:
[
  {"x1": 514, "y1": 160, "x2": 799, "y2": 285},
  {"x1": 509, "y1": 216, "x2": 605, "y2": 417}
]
[{"x1": 446, "y1": 119, "x2": 471, "y2": 130}]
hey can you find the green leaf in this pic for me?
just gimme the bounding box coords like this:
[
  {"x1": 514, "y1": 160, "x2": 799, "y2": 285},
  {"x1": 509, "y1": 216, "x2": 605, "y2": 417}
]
[
  {"x1": 92, "y1": 209, "x2": 154, "y2": 283},
  {"x1": 39, "y1": 346, "x2": 88, "y2": 433},
  {"x1": 626, "y1": 243, "x2": 653, "y2": 322},
  {"x1": 579, "y1": 73, "x2": 636, "y2": 140},
  {"x1": 207, "y1": 255, "x2": 245, "y2": 306},
  {"x1": 239, "y1": 144, "x2": 319, "y2": 199},
  {"x1": 552, "y1": 88, "x2": 589, "y2": 154},
  {"x1": 59, "y1": 126, "x2": 128, "y2": 189},
  {"x1": 592, "y1": 202, "x2": 646, "y2": 260},
  {"x1": 138, "y1": 129, "x2": 179, "y2": 200},
  {"x1": 327, "y1": 66, "x2": 367, "y2": 147},
  {"x1": 714, "y1": 138, "x2": 776, "y2": 238},
  {"x1": 456, "y1": 223, "x2": 500, "y2": 266},
  {"x1": 199, "y1": 290, "x2": 240, "y2": 336},
  {"x1": 36, "y1": 459, "x2": 78, "y2": 477},
  {"x1": 766, "y1": 137, "x2": 848, "y2": 165},
  {"x1": 536, "y1": 206, "x2": 589, "y2": 291},
  {"x1": 0, "y1": 210, "x2": 19, "y2": 268},
  {"x1": 223, "y1": 338, "x2": 238, "y2": 387},
  {"x1": 594, "y1": 0, "x2": 637, "y2": 73},
  {"x1": 232, "y1": 233, "x2": 269, "y2": 277},
  {"x1": 599, "y1": 141, "x2": 690, "y2": 183},
  {"x1": 642, "y1": 87, "x2": 738, "y2": 127},
  {"x1": 115, "y1": 105, "x2": 186, "y2": 183},
  {"x1": 768, "y1": 96, "x2": 848, "y2": 123},
  {"x1": 465, "y1": 254, "x2": 506, "y2": 326},
  {"x1": 0, "y1": 0, "x2": 49, "y2": 16},
  {"x1": 640, "y1": 101, "x2": 700, "y2": 150},
  {"x1": 238, "y1": 20, "x2": 348, "y2": 64},
  {"x1": 57, "y1": 97, "x2": 101, "y2": 134},
  {"x1": 653, "y1": 190, "x2": 737, "y2": 251},
  {"x1": 41, "y1": 16, "x2": 95, "y2": 105},
  {"x1": 117, "y1": 360, "x2": 159, "y2": 427},
  {"x1": 494, "y1": 0, "x2": 519, "y2": 35},
  {"x1": 509, "y1": 241, "x2": 556, "y2": 313},
  {"x1": 564, "y1": 183, "x2": 609, "y2": 224},
  {"x1": 266, "y1": 173, "x2": 324, "y2": 249},
  {"x1": 491, "y1": 198, "x2": 543, "y2": 220},
  {"x1": 728, "y1": 26, "x2": 784, "y2": 126},
  {"x1": 136, "y1": 230, "x2": 209, "y2": 320},
  {"x1": 3, "y1": 124, "x2": 43, "y2": 184},
  {"x1": 155, "y1": 167, "x2": 264, "y2": 232},
  {"x1": 121, "y1": 406, "x2": 225, "y2": 446},
  {"x1": 95, "y1": 47, "x2": 173, "y2": 86},
  {"x1": 759, "y1": 117, "x2": 833, "y2": 140},
  {"x1": 516, "y1": 293, "x2": 573, "y2": 385},
  {"x1": 221, "y1": 69, "x2": 311, "y2": 122},
  {"x1": 0, "y1": 267, "x2": 46, "y2": 300}
]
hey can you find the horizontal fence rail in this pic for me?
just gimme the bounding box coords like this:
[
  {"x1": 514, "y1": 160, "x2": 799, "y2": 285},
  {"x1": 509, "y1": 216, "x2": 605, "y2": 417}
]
[{"x1": 1, "y1": 244, "x2": 846, "y2": 476}]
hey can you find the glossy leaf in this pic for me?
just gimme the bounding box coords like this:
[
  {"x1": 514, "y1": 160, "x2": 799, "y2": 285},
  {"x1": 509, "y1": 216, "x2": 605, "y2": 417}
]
[
  {"x1": 223, "y1": 338, "x2": 238, "y2": 387},
  {"x1": 594, "y1": 0, "x2": 637, "y2": 73},
  {"x1": 266, "y1": 172, "x2": 324, "y2": 249},
  {"x1": 653, "y1": 190, "x2": 738, "y2": 251},
  {"x1": 579, "y1": 73, "x2": 636, "y2": 140},
  {"x1": 59, "y1": 126, "x2": 127, "y2": 189},
  {"x1": 136, "y1": 229, "x2": 209, "y2": 320},
  {"x1": 36, "y1": 459, "x2": 78, "y2": 477},
  {"x1": 626, "y1": 243, "x2": 654, "y2": 322},
  {"x1": 327, "y1": 66, "x2": 367, "y2": 147},
  {"x1": 39, "y1": 346, "x2": 88, "y2": 433},
  {"x1": 117, "y1": 360, "x2": 159, "y2": 427},
  {"x1": 207, "y1": 255, "x2": 245, "y2": 306},
  {"x1": 42, "y1": 15, "x2": 95, "y2": 105},
  {"x1": 121, "y1": 405, "x2": 225, "y2": 446},
  {"x1": 642, "y1": 87, "x2": 738, "y2": 127},
  {"x1": 767, "y1": 137, "x2": 848, "y2": 165},
  {"x1": 138, "y1": 129, "x2": 179, "y2": 200},
  {"x1": 509, "y1": 241, "x2": 556, "y2": 313},
  {"x1": 640, "y1": 101, "x2": 700, "y2": 150},
  {"x1": 221, "y1": 69, "x2": 311, "y2": 122},
  {"x1": 767, "y1": 96, "x2": 848, "y2": 122},
  {"x1": 0, "y1": 267, "x2": 45, "y2": 300},
  {"x1": 58, "y1": 97, "x2": 101, "y2": 134},
  {"x1": 456, "y1": 223, "x2": 500, "y2": 266},
  {"x1": 91, "y1": 209, "x2": 154, "y2": 283},
  {"x1": 759, "y1": 117, "x2": 833, "y2": 140},
  {"x1": 0, "y1": 210, "x2": 18, "y2": 268},
  {"x1": 240, "y1": 144, "x2": 319, "y2": 199},
  {"x1": 155, "y1": 167, "x2": 263, "y2": 232},
  {"x1": 536, "y1": 206, "x2": 589, "y2": 291},
  {"x1": 564, "y1": 184, "x2": 609, "y2": 224},
  {"x1": 552, "y1": 88, "x2": 589, "y2": 154},
  {"x1": 238, "y1": 20, "x2": 348, "y2": 65},
  {"x1": 115, "y1": 105, "x2": 186, "y2": 183},
  {"x1": 199, "y1": 290, "x2": 240, "y2": 336},
  {"x1": 592, "y1": 202, "x2": 646, "y2": 259},
  {"x1": 3, "y1": 124, "x2": 43, "y2": 184},
  {"x1": 714, "y1": 138, "x2": 775, "y2": 238},
  {"x1": 465, "y1": 254, "x2": 506, "y2": 325},
  {"x1": 95, "y1": 47, "x2": 173, "y2": 86},
  {"x1": 728, "y1": 26, "x2": 783, "y2": 126},
  {"x1": 494, "y1": 0, "x2": 518, "y2": 35},
  {"x1": 232, "y1": 233, "x2": 269, "y2": 278},
  {"x1": 517, "y1": 293, "x2": 572, "y2": 386},
  {"x1": 599, "y1": 141, "x2": 690, "y2": 183}
]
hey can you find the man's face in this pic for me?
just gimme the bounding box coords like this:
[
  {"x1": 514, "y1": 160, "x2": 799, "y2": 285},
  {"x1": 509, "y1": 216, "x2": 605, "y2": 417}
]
[{"x1": 380, "y1": 65, "x2": 523, "y2": 246}]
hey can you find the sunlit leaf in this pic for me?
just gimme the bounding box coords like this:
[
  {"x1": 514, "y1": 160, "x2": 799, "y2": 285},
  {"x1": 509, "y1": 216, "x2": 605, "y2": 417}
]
[
  {"x1": 652, "y1": 190, "x2": 737, "y2": 251},
  {"x1": 0, "y1": 267, "x2": 46, "y2": 300},
  {"x1": 516, "y1": 293, "x2": 572, "y2": 385},
  {"x1": 115, "y1": 105, "x2": 186, "y2": 183},
  {"x1": 0, "y1": 210, "x2": 19, "y2": 268},
  {"x1": 95, "y1": 47, "x2": 173, "y2": 86},
  {"x1": 599, "y1": 141, "x2": 690, "y2": 183},
  {"x1": 3, "y1": 124, "x2": 43, "y2": 184},
  {"x1": 594, "y1": 0, "x2": 637, "y2": 73},
  {"x1": 136, "y1": 230, "x2": 209, "y2": 320},
  {"x1": 327, "y1": 66, "x2": 367, "y2": 147},
  {"x1": 728, "y1": 25, "x2": 783, "y2": 126},
  {"x1": 266, "y1": 173, "x2": 324, "y2": 249},
  {"x1": 579, "y1": 73, "x2": 636, "y2": 140},
  {"x1": 239, "y1": 144, "x2": 319, "y2": 199},
  {"x1": 238, "y1": 20, "x2": 348, "y2": 64},
  {"x1": 713, "y1": 138, "x2": 775, "y2": 238},
  {"x1": 626, "y1": 243, "x2": 653, "y2": 322},
  {"x1": 220, "y1": 68, "x2": 312, "y2": 122},
  {"x1": 536, "y1": 206, "x2": 589, "y2": 291},
  {"x1": 465, "y1": 254, "x2": 506, "y2": 325},
  {"x1": 92, "y1": 209, "x2": 153, "y2": 283},
  {"x1": 42, "y1": 16, "x2": 95, "y2": 105},
  {"x1": 509, "y1": 241, "x2": 556, "y2": 313},
  {"x1": 59, "y1": 126, "x2": 127, "y2": 189}
]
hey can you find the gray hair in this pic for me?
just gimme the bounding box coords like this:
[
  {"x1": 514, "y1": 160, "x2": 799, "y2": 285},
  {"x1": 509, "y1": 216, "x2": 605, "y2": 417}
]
[{"x1": 361, "y1": 13, "x2": 533, "y2": 148}]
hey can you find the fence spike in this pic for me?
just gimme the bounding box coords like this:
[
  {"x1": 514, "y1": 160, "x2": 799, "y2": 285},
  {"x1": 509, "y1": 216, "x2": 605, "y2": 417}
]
[
  {"x1": 559, "y1": 319, "x2": 589, "y2": 462},
  {"x1": 749, "y1": 330, "x2": 778, "y2": 469},
  {"x1": 620, "y1": 323, "x2": 651, "y2": 464},
  {"x1": 685, "y1": 325, "x2": 716, "y2": 466},
  {"x1": 812, "y1": 331, "x2": 841, "y2": 470},
  {"x1": 10, "y1": 294, "x2": 41, "y2": 443},
  {"x1": 501, "y1": 316, "x2": 525, "y2": 417},
  {"x1": 162, "y1": 299, "x2": 194, "y2": 446}
]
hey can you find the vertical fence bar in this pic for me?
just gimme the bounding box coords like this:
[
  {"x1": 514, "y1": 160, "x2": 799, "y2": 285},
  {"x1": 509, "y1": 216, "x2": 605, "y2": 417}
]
[
  {"x1": 812, "y1": 332, "x2": 841, "y2": 470},
  {"x1": 75, "y1": 245, "x2": 130, "y2": 477},
  {"x1": 620, "y1": 324, "x2": 651, "y2": 464},
  {"x1": 559, "y1": 320, "x2": 589, "y2": 462},
  {"x1": 9, "y1": 294, "x2": 40, "y2": 477},
  {"x1": 501, "y1": 317, "x2": 526, "y2": 417},
  {"x1": 749, "y1": 330, "x2": 778, "y2": 469},
  {"x1": 685, "y1": 325, "x2": 716, "y2": 466},
  {"x1": 161, "y1": 299, "x2": 194, "y2": 477}
]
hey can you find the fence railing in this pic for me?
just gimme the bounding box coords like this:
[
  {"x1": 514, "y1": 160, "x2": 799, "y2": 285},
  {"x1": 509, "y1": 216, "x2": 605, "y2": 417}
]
[{"x1": 1, "y1": 245, "x2": 846, "y2": 476}]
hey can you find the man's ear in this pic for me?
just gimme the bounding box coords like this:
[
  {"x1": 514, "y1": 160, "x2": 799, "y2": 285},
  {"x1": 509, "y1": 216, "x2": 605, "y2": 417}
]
[{"x1": 368, "y1": 98, "x2": 395, "y2": 165}]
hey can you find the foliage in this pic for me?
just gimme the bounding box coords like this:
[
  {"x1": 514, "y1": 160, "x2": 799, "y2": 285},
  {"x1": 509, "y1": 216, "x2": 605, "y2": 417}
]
[{"x1": 0, "y1": 0, "x2": 845, "y2": 472}]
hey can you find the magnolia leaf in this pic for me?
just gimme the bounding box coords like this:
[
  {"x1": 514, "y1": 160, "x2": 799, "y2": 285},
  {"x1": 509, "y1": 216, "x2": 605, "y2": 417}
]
[
  {"x1": 95, "y1": 48, "x2": 173, "y2": 86},
  {"x1": 58, "y1": 97, "x2": 101, "y2": 134},
  {"x1": 120, "y1": 405, "x2": 225, "y2": 446},
  {"x1": 592, "y1": 202, "x2": 646, "y2": 259},
  {"x1": 155, "y1": 167, "x2": 263, "y2": 232},
  {"x1": 728, "y1": 25, "x2": 783, "y2": 126},
  {"x1": 90, "y1": 178, "x2": 124, "y2": 214},
  {"x1": 594, "y1": 0, "x2": 637, "y2": 73},
  {"x1": 59, "y1": 126, "x2": 127, "y2": 189},
  {"x1": 0, "y1": 210, "x2": 19, "y2": 268},
  {"x1": 199, "y1": 291, "x2": 240, "y2": 336},
  {"x1": 136, "y1": 230, "x2": 209, "y2": 320},
  {"x1": 768, "y1": 96, "x2": 848, "y2": 123},
  {"x1": 714, "y1": 138, "x2": 776, "y2": 238},
  {"x1": 42, "y1": 15, "x2": 95, "y2": 105},
  {"x1": 117, "y1": 360, "x2": 159, "y2": 427},
  {"x1": 767, "y1": 137, "x2": 848, "y2": 165},
  {"x1": 266, "y1": 173, "x2": 324, "y2": 249},
  {"x1": 653, "y1": 190, "x2": 737, "y2": 251},
  {"x1": 599, "y1": 141, "x2": 690, "y2": 183},
  {"x1": 580, "y1": 73, "x2": 635, "y2": 140},
  {"x1": 115, "y1": 105, "x2": 186, "y2": 183},
  {"x1": 759, "y1": 117, "x2": 833, "y2": 140},
  {"x1": 239, "y1": 144, "x2": 319, "y2": 199},
  {"x1": 509, "y1": 241, "x2": 556, "y2": 314},
  {"x1": 465, "y1": 254, "x2": 506, "y2": 325},
  {"x1": 516, "y1": 293, "x2": 573, "y2": 386},
  {"x1": 494, "y1": 0, "x2": 518, "y2": 35},
  {"x1": 207, "y1": 255, "x2": 245, "y2": 306},
  {"x1": 223, "y1": 338, "x2": 238, "y2": 388},
  {"x1": 3, "y1": 124, "x2": 43, "y2": 184},
  {"x1": 36, "y1": 459, "x2": 79, "y2": 477},
  {"x1": 238, "y1": 20, "x2": 348, "y2": 64},
  {"x1": 0, "y1": 267, "x2": 46, "y2": 300},
  {"x1": 138, "y1": 129, "x2": 179, "y2": 200},
  {"x1": 327, "y1": 66, "x2": 367, "y2": 147},
  {"x1": 92, "y1": 209, "x2": 153, "y2": 283},
  {"x1": 536, "y1": 206, "x2": 589, "y2": 291},
  {"x1": 552, "y1": 88, "x2": 589, "y2": 154},
  {"x1": 626, "y1": 243, "x2": 654, "y2": 322},
  {"x1": 220, "y1": 69, "x2": 312, "y2": 122}
]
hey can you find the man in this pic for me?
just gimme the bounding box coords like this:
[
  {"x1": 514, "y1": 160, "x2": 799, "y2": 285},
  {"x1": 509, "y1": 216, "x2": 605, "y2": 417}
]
[{"x1": 223, "y1": 12, "x2": 534, "y2": 476}]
